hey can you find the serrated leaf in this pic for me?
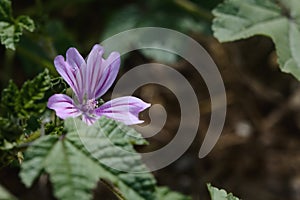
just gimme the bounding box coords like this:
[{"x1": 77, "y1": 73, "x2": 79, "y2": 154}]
[
  {"x1": 0, "y1": 184, "x2": 16, "y2": 200},
  {"x1": 212, "y1": 0, "x2": 300, "y2": 80},
  {"x1": 207, "y1": 184, "x2": 239, "y2": 200},
  {"x1": 155, "y1": 187, "x2": 191, "y2": 200},
  {"x1": 20, "y1": 117, "x2": 156, "y2": 200},
  {"x1": 0, "y1": 70, "x2": 50, "y2": 136},
  {"x1": 0, "y1": 80, "x2": 19, "y2": 116},
  {"x1": 17, "y1": 69, "x2": 51, "y2": 119},
  {"x1": 16, "y1": 16, "x2": 35, "y2": 32},
  {"x1": 0, "y1": 70, "x2": 53, "y2": 165},
  {"x1": 65, "y1": 118, "x2": 155, "y2": 200},
  {"x1": 19, "y1": 135, "x2": 58, "y2": 187},
  {"x1": 0, "y1": 0, "x2": 35, "y2": 50}
]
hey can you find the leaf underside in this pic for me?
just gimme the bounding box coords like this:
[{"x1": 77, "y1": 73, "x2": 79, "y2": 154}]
[{"x1": 212, "y1": 0, "x2": 300, "y2": 80}]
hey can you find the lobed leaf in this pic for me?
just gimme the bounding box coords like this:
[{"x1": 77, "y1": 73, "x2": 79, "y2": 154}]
[
  {"x1": 20, "y1": 117, "x2": 157, "y2": 200},
  {"x1": 212, "y1": 0, "x2": 300, "y2": 80},
  {"x1": 17, "y1": 69, "x2": 51, "y2": 119},
  {"x1": 0, "y1": 70, "x2": 52, "y2": 165}
]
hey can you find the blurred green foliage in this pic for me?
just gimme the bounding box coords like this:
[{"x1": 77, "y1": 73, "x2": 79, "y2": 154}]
[
  {"x1": 0, "y1": 0, "x2": 237, "y2": 199},
  {"x1": 212, "y1": 0, "x2": 300, "y2": 80},
  {"x1": 0, "y1": 0, "x2": 35, "y2": 50}
]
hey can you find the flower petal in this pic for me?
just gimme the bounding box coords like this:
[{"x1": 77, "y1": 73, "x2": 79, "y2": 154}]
[
  {"x1": 95, "y1": 96, "x2": 150, "y2": 125},
  {"x1": 66, "y1": 47, "x2": 85, "y2": 70},
  {"x1": 86, "y1": 44, "x2": 105, "y2": 99},
  {"x1": 47, "y1": 94, "x2": 81, "y2": 119},
  {"x1": 54, "y1": 55, "x2": 84, "y2": 102},
  {"x1": 82, "y1": 114, "x2": 98, "y2": 126},
  {"x1": 65, "y1": 47, "x2": 86, "y2": 103},
  {"x1": 94, "y1": 51, "x2": 120, "y2": 99},
  {"x1": 85, "y1": 44, "x2": 121, "y2": 99}
]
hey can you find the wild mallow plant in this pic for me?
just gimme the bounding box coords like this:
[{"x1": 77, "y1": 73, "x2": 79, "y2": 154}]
[
  {"x1": 0, "y1": 44, "x2": 190, "y2": 200},
  {"x1": 0, "y1": 41, "x2": 239, "y2": 199},
  {"x1": 10, "y1": 0, "x2": 300, "y2": 199}
]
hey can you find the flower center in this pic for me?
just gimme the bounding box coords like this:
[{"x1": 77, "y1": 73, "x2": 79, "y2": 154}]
[
  {"x1": 81, "y1": 99, "x2": 98, "y2": 113},
  {"x1": 86, "y1": 99, "x2": 97, "y2": 110}
]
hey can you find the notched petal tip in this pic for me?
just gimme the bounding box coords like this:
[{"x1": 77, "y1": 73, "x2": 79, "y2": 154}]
[
  {"x1": 90, "y1": 44, "x2": 105, "y2": 56},
  {"x1": 54, "y1": 55, "x2": 65, "y2": 64},
  {"x1": 66, "y1": 47, "x2": 85, "y2": 70}
]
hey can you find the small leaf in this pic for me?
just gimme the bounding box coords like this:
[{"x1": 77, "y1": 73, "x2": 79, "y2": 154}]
[
  {"x1": 0, "y1": 0, "x2": 35, "y2": 50},
  {"x1": 155, "y1": 187, "x2": 191, "y2": 200},
  {"x1": 212, "y1": 0, "x2": 300, "y2": 80},
  {"x1": 16, "y1": 16, "x2": 35, "y2": 32},
  {"x1": 17, "y1": 69, "x2": 51, "y2": 119},
  {"x1": 0, "y1": 80, "x2": 19, "y2": 116},
  {"x1": 0, "y1": 70, "x2": 53, "y2": 166},
  {"x1": 0, "y1": 0, "x2": 12, "y2": 21},
  {"x1": 207, "y1": 183, "x2": 239, "y2": 200},
  {"x1": 20, "y1": 117, "x2": 156, "y2": 200}
]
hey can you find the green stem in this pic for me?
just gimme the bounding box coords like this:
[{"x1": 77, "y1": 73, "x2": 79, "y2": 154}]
[
  {"x1": 174, "y1": 0, "x2": 214, "y2": 21},
  {"x1": 100, "y1": 179, "x2": 126, "y2": 200},
  {"x1": 16, "y1": 46, "x2": 57, "y2": 75}
]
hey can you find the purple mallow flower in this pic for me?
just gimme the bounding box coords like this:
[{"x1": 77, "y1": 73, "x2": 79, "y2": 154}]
[{"x1": 47, "y1": 44, "x2": 150, "y2": 125}]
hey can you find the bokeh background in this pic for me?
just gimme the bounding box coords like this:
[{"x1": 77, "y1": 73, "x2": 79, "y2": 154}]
[{"x1": 1, "y1": 0, "x2": 300, "y2": 199}]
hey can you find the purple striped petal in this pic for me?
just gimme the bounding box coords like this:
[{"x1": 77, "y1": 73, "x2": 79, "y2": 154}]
[
  {"x1": 86, "y1": 44, "x2": 121, "y2": 99},
  {"x1": 95, "y1": 96, "x2": 150, "y2": 125},
  {"x1": 47, "y1": 94, "x2": 81, "y2": 119},
  {"x1": 86, "y1": 44, "x2": 105, "y2": 99},
  {"x1": 82, "y1": 114, "x2": 98, "y2": 125},
  {"x1": 54, "y1": 55, "x2": 85, "y2": 103},
  {"x1": 94, "y1": 51, "x2": 120, "y2": 99},
  {"x1": 66, "y1": 47, "x2": 85, "y2": 70}
]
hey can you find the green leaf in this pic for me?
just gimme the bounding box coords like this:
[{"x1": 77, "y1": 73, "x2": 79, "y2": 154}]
[
  {"x1": 0, "y1": 0, "x2": 12, "y2": 21},
  {"x1": 207, "y1": 184, "x2": 239, "y2": 200},
  {"x1": 0, "y1": 69, "x2": 51, "y2": 134},
  {"x1": 0, "y1": 80, "x2": 19, "y2": 116},
  {"x1": 0, "y1": 117, "x2": 22, "y2": 143},
  {"x1": 212, "y1": 0, "x2": 300, "y2": 80},
  {"x1": 16, "y1": 16, "x2": 35, "y2": 32},
  {"x1": 0, "y1": 0, "x2": 35, "y2": 50},
  {"x1": 20, "y1": 117, "x2": 156, "y2": 200},
  {"x1": 0, "y1": 81, "x2": 22, "y2": 142},
  {"x1": 17, "y1": 69, "x2": 51, "y2": 119},
  {"x1": 0, "y1": 70, "x2": 52, "y2": 166},
  {"x1": 155, "y1": 187, "x2": 191, "y2": 200},
  {"x1": 0, "y1": 184, "x2": 16, "y2": 200}
]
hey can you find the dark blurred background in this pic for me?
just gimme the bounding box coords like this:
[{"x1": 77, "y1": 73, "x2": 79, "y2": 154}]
[{"x1": 1, "y1": 0, "x2": 300, "y2": 199}]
